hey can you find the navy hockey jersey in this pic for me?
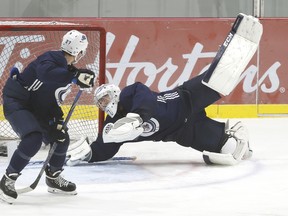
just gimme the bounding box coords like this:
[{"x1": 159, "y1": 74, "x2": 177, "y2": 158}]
[
  {"x1": 17, "y1": 50, "x2": 75, "y2": 123},
  {"x1": 105, "y1": 82, "x2": 189, "y2": 142}
]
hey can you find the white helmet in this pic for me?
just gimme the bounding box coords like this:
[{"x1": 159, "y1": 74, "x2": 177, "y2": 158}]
[
  {"x1": 61, "y1": 30, "x2": 88, "y2": 63},
  {"x1": 94, "y1": 84, "x2": 121, "y2": 118}
]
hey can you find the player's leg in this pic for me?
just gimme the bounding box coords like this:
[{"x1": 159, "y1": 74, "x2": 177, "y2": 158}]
[
  {"x1": 43, "y1": 131, "x2": 77, "y2": 195},
  {"x1": 180, "y1": 71, "x2": 222, "y2": 114},
  {"x1": 0, "y1": 109, "x2": 43, "y2": 203},
  {"x1": 175, "y1": 112, "x2": 251, "y2": 165},
  {"x1": 179, "y1": 112, "x2": 226, "y2": 152}
]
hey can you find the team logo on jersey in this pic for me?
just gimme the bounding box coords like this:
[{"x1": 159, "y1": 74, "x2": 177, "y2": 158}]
[
  {"x1": 55, "y1": 84, "x2": 72, "y2": 106},
  {"x1": 141, "y1": 118, "x2": 160, "y2": 137}
]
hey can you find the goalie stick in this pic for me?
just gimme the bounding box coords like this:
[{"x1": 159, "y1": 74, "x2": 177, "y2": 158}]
[
  {"x1": 17, "y1": 89, "x2": 83, "y2": 194},
  {"x1": 26, "y1": 156, "x2": 137, "y2": 167}
]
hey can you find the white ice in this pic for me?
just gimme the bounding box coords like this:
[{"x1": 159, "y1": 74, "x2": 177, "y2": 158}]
[{"x1": 1, "y1": 118, "x2": 288, "y2": 216}]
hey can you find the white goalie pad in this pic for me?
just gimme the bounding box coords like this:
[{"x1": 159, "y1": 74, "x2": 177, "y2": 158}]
[
  {"x1": 66, "y1": 136, "x2": 92, "y2": 166},
  {"x1": 203, "y1": 151, "x2": 239, "y2": 166},
  {"x1": 202, "y1": 13, "x2": 263, "y2": 96},
  {"x1": 203, "y1": 146, "x2": 252, "y2": 166},
  {"x1": 103, "y1": 113, "x2": 144, "y2": 143},
  {"x1": 203, "y1": 139, "x2": 248, "y2": 166},
  {"x1": 203, "y1": 121, "x2": 250, "y2": 165}
]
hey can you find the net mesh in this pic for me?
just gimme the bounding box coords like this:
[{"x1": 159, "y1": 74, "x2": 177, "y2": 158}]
[{"x1": 0, "y1": 25, "x2": 105, "y2": 141}]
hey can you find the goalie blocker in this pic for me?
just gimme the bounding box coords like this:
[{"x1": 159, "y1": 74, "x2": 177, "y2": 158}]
[{"x1": 202, "y1": 13, "x2": 263, "y2": 96}]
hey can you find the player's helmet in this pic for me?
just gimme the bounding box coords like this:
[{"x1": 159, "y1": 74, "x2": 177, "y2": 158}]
[
  {"x1": 94, "y1": 84, "x2": 121, "y2": 118},
  {"x1": 61, "y1": 30, "x2": 88, "y2": 63}
]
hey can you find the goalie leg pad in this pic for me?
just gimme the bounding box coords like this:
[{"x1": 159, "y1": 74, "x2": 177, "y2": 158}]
[
  {"x1": 66, "y1": 137, "x2": 92, "y2": 166},
  {"x1": 226, "y1": 121, "x2": 249, "y2": 160},
  {"x1": 203, "y1": 151, "x2": 239, "y2": 166},
  {"x1": 203, "y1": 121, "x2": 250, "y2": 165},
  {"x1": 202, "y1": 13, "x2": 263, "y2": 96}
]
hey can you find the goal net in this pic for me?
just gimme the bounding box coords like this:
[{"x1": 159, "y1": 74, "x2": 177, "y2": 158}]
[{"x1": 0, "y1": 21, "x2": 105, "y2": 143}]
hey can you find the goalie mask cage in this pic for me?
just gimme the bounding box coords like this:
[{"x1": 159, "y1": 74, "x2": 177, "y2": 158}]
[{"x1": 0, "y1": 21, "x2": 105, "y2": 142}]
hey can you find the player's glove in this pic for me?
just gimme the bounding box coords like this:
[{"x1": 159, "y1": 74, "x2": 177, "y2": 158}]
[
  {"x1": 49, "y1": 118, "x2": 68, "y2": 144},
  {"x1": 68, "y1": 65, "x2": 96, "y2": 88},
  {"x1": 10, "y1": 67, "x2": 20, "y2": 80},
  {"x1": 75, "y1": 69, "x2": 95, "y2": 88}
]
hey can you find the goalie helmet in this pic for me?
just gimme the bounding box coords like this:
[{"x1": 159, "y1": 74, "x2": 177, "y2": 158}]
[
  {"x1": 94, "y1": 84, "x2": 121, "y2": 118},
  {"x1": 61, "y1": 30, "x2": 88, "y2": 63}
]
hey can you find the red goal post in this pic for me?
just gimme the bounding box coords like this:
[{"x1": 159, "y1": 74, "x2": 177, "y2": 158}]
[{"x1": 0, "y1": 21, "x2": 105, "y2": 142}]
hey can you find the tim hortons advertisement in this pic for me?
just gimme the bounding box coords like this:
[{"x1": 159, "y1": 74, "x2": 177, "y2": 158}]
[{"x1": 0, "y1": 18, "x2": 287, "y2": 114}]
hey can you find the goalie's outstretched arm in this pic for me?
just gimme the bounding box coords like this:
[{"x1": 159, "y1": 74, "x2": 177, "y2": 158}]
[{"x1": 90, "y1": 136, "x2": 123, "y2": 162}]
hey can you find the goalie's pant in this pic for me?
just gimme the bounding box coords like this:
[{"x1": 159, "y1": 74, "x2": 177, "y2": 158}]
[
  {"x1": 172, "y1": 72, "x2": 226, "y2": 152},
  {"x1": 174, "y1": 112, "x2": 226, "y2": 153}
]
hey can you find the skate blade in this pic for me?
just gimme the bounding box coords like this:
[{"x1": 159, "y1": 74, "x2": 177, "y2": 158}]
[
  {"x1": 47, "y1": 187, "x2": 77, "y2": 195},
  {"x1": 0, "y1": 190, "x2": 15, "y2": 205}
]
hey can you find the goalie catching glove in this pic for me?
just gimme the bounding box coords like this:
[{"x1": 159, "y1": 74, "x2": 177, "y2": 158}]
[
  {"x1": 68, "y1": 64, "x2": 95, "y2": 88},
  {"x1": 103, "y1": 113, "x2": 144, "y2": 143}
]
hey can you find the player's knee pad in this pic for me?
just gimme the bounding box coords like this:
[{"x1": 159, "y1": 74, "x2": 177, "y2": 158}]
[
  {"x1": 202, "y1": 13, "x2": 263, "y2": 96},
  {"x1": 5, "y1": 110, "x2": 42, "y2": 139},
  {"x1": 18, "y1": 132, "x2": 43, "y2": 157}
]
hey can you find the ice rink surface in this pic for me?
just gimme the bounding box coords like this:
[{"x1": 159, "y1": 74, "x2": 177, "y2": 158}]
[{"x1": 1, "y1": 118, "x2": 288, "y2": 216}]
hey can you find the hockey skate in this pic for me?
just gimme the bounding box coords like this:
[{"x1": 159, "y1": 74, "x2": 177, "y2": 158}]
[
  {"x1": 45, "y1": 166, "x2": 77, "y2": 195},
  {"x1": 0, "y1": 172, "x2": 21, "y2": 204}
]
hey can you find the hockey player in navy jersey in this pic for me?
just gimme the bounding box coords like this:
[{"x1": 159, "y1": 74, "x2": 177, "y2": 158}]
[
  {"x1": 0, "y1": 30, "x2": 95, "y2": 204},
  {"x1": 66, "y1": 14, "x2": 262, "y2": 168},
  {"x1": 67, "y1": 73, "x2": 252, "y2": 167}
]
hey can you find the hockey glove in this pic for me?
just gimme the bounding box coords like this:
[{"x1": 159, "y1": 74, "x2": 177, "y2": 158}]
[
  {"x1": 75, "y1": 69, "x2": 95, "y2": 88},
  {"x1": 49, "y1": 118, "x2": 68, "y2": 144},
  {"x1": 10, "y1": 67, "x2": 20, "y2": 80},
  {"x1": 68, "y1": 65, "x2": 95, "y2": 88},
  {"x1": 103, "y1": 113, "x2": 144, "y2": 143}
]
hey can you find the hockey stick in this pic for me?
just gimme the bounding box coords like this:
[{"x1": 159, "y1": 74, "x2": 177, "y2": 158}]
[
  {"x1": 17, "y1": 89, "x2": 83, "y2": 194},
  {"x1": 26, "y1": 156, "x2": 137, "y2": 167}
]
